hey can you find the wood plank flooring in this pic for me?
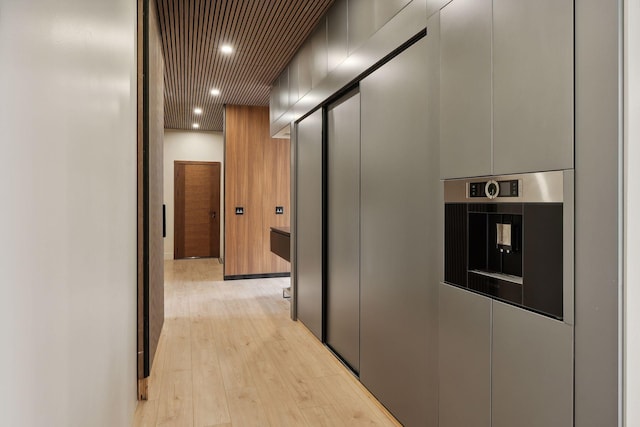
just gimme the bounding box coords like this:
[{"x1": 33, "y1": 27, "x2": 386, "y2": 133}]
[{"x1": 133, "y1": 258, "x2": 400, "y2": 427}]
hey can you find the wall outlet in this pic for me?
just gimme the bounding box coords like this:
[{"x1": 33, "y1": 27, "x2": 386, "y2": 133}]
[
  {"x1": 235, "y1": 207, "x2": 244, "y2": 215},
  {"x1": 275, "y1": 206, "x2": 284, "y2": 215}
]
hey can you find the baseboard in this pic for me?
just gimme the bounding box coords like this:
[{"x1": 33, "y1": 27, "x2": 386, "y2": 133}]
[{"x1": 224, "y1": 272, "x2": 291, "y2": 281}]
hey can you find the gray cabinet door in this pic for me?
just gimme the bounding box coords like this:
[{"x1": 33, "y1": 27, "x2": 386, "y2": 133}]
[
  {"x1": 492, "y1": 302, "x2": 573, "y2": 427},
  {"x1": 440, "y1": 0, "x2": 492, "y2": 179},
  {"x1": 492, "y1": 0, "x2": 573, "y2": 174},
  {"x1": 326, "y1": 91, "x2": 361, "y2": 372},
  {"x1": 427, "y1": 0, "x2": 453, "y2": 18},
  {"x1": 439, "y1": 284, "x2": 491, "y2": 427},
  {"x1": 360, "y1": 37, "x2": 438, "y2": 427},
  {"x1": 311, "y1": 19, "x2": 328, "y2": 88},
  {"x1": 295, "y1": 109, "x2": 323, "y2": 340},
  {"x1": 327, "y1": 0, "x2": 348, "y2": 72},
  {"x1": 348, "y1": 0, "x2": 411, "y2": 53}
]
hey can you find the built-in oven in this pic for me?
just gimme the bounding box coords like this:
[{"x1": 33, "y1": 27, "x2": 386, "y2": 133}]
[{"x1": 444, "y1": 171, "x2": 574, "y2": 321}]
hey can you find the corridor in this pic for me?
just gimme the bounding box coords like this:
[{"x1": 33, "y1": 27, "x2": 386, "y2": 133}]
[{"x1": 133, "y1": 259, "x2": 399, "y2": 426}]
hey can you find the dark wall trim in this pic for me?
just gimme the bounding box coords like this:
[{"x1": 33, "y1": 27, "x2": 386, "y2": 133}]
[
  {"x1": 321, "y1": 103, "x2": 328, "y2": 344},
  {"x1": 224, "y1": 272, "x2": 291, "y2": 281}
]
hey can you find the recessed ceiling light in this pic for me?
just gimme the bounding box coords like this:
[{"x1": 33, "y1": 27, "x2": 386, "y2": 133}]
[
  {"x1": 220, "y1": 44, "x2": 233, "y2": 54},
  {"x1": 210, "y1": 88, "x2": 221, "y2": 96},
  {"x1": 192, "y1": 123, "x2": 200, "y2": 129},
  {"x1": 194, "y1": 107, "x2": 203, "y2": 115}
]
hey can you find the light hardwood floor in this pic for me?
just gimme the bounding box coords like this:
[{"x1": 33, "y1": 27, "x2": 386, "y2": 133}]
[{"x1": 133, "y1": 258, "x2": 401, "y2": 427}]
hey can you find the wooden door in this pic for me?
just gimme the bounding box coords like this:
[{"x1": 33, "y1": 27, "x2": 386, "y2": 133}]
[{"x1": 174, "y1": 161, "x2": 221, "y2": 259}]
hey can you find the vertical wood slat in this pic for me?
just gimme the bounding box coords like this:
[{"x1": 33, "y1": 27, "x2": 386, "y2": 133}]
[
  {"x1": 224, "y1": 105, "x2": 290, "y2": 277},
  {"x1": 155, "y1": 0, "x2": 336, "y2": 131}
]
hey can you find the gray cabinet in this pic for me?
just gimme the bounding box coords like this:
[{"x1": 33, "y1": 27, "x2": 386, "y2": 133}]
[
  {"x1": 288, "y1": 55, "x2": 299, "y2": 106},
  {"x1": 492, "y1": 0, "x2": 573, "y2": 175},
  {"x1": 326, "y1": 91, "x2": 361, "y2": 372},
  {"x1": 439, "y1": 0, "x2": 573, "y2": 178},
  {"x1": 439, "y1": 290, "x2": 574, "y2": 427},
  {"x1": 492, "y1": 301, "x2": 573, "y2": 427},
  {"x1": 297, "y1": 41, "x2": 312, "y2": 99},
  {"x1": 360, "y1": 37, "x2": 438, "y2": 427},
  {"x1": 278, "y1": 69, "x2": 289, "y2": 115},
  {"x1": 439, "y1": 284, "x2": 491, "y2": 427},
  {"x1": 348, "y1": 0, "x2": 411, "y2": 53},
  {"x1": 427, "y1": 0, "x2": 454, "y2": 18},
  {"x1": 327, "y1": 0, "x2": 348, "y2": 72},
  {"x1": 440, "y1": 0, "x2": 492, "y2": 179},
  {"x1": 311, "y1": 19, "x2": 328, "y2": 88},
  {"x1": 295, "y1": 109, "x2": 323, "y2": 340}
]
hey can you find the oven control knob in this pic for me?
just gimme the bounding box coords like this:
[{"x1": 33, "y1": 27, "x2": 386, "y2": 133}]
[{"x1": 485, "y1": 180, "x2": 499, "y2": 199}]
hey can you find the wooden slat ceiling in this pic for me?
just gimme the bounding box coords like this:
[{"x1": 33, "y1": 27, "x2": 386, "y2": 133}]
[{"x1": 156, "y1": 0, "x2": 335, "y2": 131}]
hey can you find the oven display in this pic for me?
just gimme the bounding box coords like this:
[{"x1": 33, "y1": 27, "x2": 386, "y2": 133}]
[
  {"x1": 469, "y1": 180, "x2": 519, "y2": 198},
  {"x1": 499, "y1": 180, "x2": 519, "y2": 197}
]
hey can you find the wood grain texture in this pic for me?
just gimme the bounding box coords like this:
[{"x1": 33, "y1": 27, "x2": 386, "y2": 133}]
[
  {"x1": 132, "y1": 259, "x2": 400, "y2": 427},
  {"x1": 270, "y1": 229, "x2": 290, "y2": 262},
  {"x1": 154, "y1": 0, "x2": 335, "y2": 131},
  {"x1": 224, "y1": 105, "x2": 290, "y2": 277},
  {"x1": 225, "y1": 105, "x2": 256, "y2": 276},
  {"x1": 174, "y1": 161, "x2": 221, "y2": 259},
  {"x1": 139, "y1": 0, "x2": 166, "y2": 383},
  {"x1": 263, "y1": 136, "x2": 291, "y2": 273},
  {"x1": 147, "y1": 0, "x2": 166, "y2": 379}
]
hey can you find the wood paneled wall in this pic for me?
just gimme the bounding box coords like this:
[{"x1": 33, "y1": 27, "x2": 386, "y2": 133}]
[
  {"x1": 225, "y1": 105, "x2": 290, "y2": 277},
  {"x1": 138, "y1": 0, "x2": 165, "y2": 393},
  {"x1": 147, "y1": 0, "x2": 165, "y2": 380}
]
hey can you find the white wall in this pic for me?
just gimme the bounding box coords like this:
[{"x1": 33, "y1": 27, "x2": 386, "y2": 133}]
[
  {"x1": 625, "y1": 0, "x2": 640, "y2": 424},
  {"x1": 0, "y1": 1, "x2": 137, "y2": 426},
  {"x1": 164, "y1": 130, "x2": 225, "y2": 259}
]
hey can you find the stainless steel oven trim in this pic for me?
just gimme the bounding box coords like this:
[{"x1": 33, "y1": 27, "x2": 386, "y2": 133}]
[
  {"x1": 443, "y1": 170, "x2": 566, "y2": 203},
  {"x1": 443, "y1": 169, "x2": 575, "y2": 326},
  {"x1": 563, "y1": 169, "x2": 574, "y2": 325}
]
